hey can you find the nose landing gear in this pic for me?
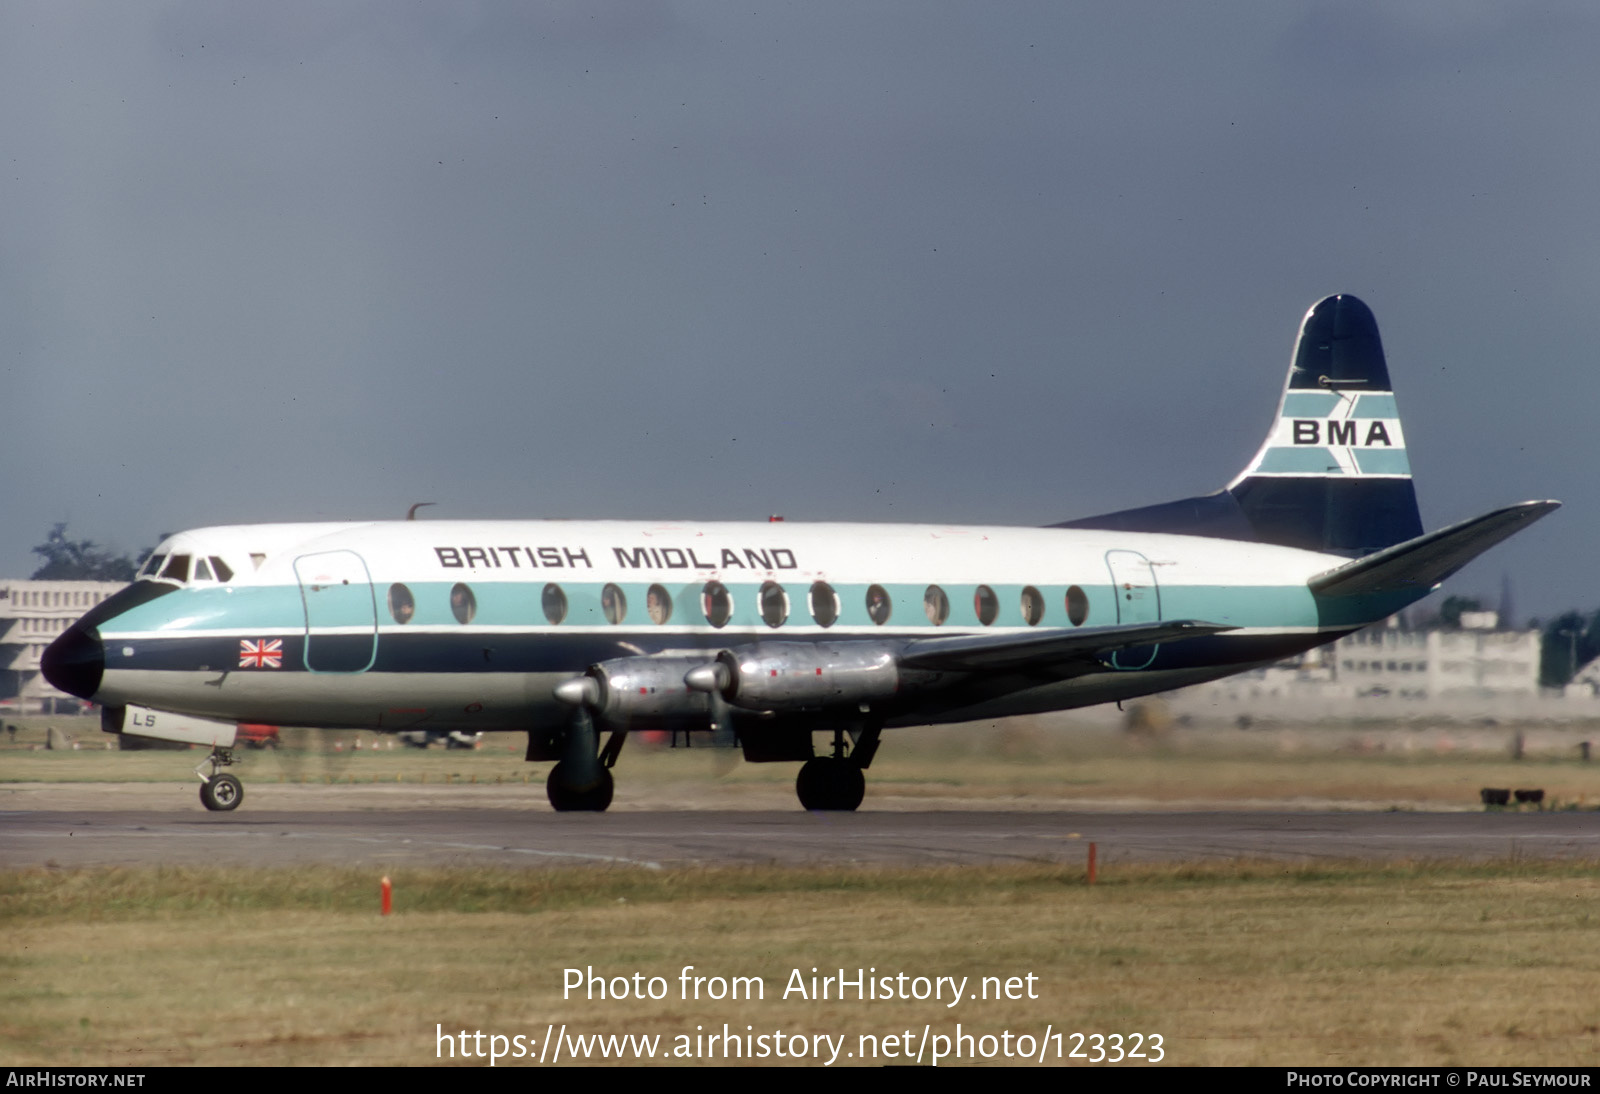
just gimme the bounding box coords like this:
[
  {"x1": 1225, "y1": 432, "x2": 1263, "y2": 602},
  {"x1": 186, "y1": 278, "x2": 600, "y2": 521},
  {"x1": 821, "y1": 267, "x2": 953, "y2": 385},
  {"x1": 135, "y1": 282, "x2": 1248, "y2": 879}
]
[{"x1": 196, "y1": 747, "x2": 244, "y2": 812}]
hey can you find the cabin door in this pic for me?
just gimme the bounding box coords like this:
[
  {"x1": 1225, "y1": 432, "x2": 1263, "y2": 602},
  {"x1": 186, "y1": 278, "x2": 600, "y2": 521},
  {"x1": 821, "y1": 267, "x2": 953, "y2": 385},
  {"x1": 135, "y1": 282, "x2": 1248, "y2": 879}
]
[
  {"x1": 294, "y1": 550, "x2": 378, "y2": 673},
  {"x1": 1105, "y1": 549, "x2": 1161, "y2": 670}
]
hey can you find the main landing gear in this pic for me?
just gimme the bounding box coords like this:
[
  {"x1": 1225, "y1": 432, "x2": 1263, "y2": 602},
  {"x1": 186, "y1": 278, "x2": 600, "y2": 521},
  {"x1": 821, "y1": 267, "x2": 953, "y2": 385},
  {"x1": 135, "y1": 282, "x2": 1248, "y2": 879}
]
[
  {"x1": 540, "y1": 676, "x2": 886, "y2": 813},
  {"x1": 547, "y1": 763, "x2": 614, "y2": 812},
  {"x1": 197, "y1": 747, "x2": 244, "y2": 812},
  {"x1": 795, "y1": 725, "x2": 880, "y2": 812},
  {"x1": 542, "y1": 697, "x2": 627, "y2": 813},
  {"x1": 796, "y1": 757, "x2": 865, "y2": 811}
]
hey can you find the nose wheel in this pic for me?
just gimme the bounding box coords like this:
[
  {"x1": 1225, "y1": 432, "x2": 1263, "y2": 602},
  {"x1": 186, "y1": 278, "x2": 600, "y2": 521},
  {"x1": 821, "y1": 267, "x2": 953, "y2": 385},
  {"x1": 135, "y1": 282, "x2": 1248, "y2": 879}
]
[
  {"x1": 196, "y1": 747, "x2": 244, "y2": 812},
  {"x1": 200, "y1": 772, "x2": 244, "y2": 811}
]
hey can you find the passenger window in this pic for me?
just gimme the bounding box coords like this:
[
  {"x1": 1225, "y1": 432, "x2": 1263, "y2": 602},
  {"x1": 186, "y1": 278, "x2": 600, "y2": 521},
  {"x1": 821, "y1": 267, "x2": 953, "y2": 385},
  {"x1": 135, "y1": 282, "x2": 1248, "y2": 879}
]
[
  {"x1": 602, "y1": 584, "x2": 627, "y2": 625},
  {"x1": 759, "y1": 582, "x2": 788, "y2": 628},
  {"x1": 647, "y1": 584, "x2": 672, "y2": 625},
  {"x1": 865, "y1": 584, "x2": 892, "y2": 625},
  {"x1": 973, "y1": 585, "x2": 999, "y2": 626},
  {"x1": 1020, "y1": 586, "x2": 1045, "y2": 626},
  {"x1": 1065, "y1": 585, "x2": 1089, "y2": 626},
  {"x1": 389, "y1": 583, "x2": 415, "y2": 624},
  {"x1": 702, "y1": 581, "x2": 732, "y2": 628},
  {"x1": 452, "y1": 583, "x2": 478, "y2": 624},
  {"x1": 210, "y1": 557, "x2": 234, "y2": 583},
  {"x1": 924, "y1": 585, "x2": 949, "y2": 626},
  {"x1": 541, "y1": 583, "x2": 566, "y2": 625},
  {"x1": 809, "y1": 581, "x2": 838, "y2": 628},
  {"x1": 160, "y1": 555, "x2": 190, "y2": 582}
]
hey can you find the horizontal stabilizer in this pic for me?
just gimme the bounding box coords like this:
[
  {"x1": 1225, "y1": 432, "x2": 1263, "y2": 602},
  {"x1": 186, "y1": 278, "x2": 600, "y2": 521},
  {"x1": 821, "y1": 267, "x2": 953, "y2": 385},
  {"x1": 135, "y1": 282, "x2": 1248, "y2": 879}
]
[
  {"x1": 900, "y1": 620, "x2": 1236, "y2": 673},
  {"x1": 1308, "y1": 500, "x2": 1560, "y2": 598}
]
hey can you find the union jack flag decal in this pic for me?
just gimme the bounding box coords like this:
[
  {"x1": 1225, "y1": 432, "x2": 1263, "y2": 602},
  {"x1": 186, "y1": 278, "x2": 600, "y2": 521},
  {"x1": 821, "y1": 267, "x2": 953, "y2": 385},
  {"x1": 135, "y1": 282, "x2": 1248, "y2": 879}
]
[{"x1": 239, "y1": 638, "x2": 283, "y2": 669}]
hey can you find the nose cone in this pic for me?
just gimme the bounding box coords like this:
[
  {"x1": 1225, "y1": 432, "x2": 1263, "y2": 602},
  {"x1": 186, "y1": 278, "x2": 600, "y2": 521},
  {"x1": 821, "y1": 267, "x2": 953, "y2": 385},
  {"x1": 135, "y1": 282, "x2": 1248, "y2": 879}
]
[{"x1": 42, "y1": 624, "x2": 105, "y2": 700}]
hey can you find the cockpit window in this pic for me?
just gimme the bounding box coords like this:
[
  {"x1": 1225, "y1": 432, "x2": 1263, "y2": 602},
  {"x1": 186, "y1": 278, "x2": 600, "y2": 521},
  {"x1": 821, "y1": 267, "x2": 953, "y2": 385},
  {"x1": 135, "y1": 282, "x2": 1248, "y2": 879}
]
[
  {"x1": 210, "y1": 557, "x2": 234, "y2": 583},
  {"x1": 140, "y1": 554, "x2": 167, "y2": 579},
  {"x1": 160, "y1": 555, "x2": 190, "y2": 582},
  {"x1": 192, "y1": 558, "x2": 214, "y2": 582}
]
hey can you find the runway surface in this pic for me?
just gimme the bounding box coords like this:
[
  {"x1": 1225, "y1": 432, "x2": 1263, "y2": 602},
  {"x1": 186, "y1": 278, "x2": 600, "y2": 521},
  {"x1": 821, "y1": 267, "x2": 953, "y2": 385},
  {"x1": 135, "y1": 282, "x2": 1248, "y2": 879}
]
[{"x1": 6, "y1": 796, "x2": 1600, "y2": 870}]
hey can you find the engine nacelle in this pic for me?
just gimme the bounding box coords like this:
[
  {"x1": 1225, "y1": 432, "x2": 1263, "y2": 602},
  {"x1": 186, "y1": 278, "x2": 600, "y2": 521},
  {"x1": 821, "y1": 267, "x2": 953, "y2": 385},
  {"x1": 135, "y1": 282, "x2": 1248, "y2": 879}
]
[
  {"x1": 584, "y1": 655, "x2": 714, "y2": 727},
  {"x1": 713, "y1": 641, "x2": 900, "y2": 712}
]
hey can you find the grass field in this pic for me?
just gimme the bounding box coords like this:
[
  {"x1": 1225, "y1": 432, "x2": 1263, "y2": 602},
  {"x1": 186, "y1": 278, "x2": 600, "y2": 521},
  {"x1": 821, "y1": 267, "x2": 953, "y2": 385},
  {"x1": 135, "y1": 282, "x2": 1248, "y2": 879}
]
[{"x1": 5, "y1": 861, "x2": 1600, "y2": 1066}]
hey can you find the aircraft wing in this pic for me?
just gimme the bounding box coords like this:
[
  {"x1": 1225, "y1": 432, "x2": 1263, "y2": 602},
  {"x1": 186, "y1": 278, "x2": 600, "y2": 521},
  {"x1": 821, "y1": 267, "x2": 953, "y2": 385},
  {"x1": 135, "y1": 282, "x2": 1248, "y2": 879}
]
[
  {"x1": 1309, "y1": 500, "x2": 1560, "y2": 598},
  {"x1": 897, "y1": 620, "x2": 1237, "y2": 673}
]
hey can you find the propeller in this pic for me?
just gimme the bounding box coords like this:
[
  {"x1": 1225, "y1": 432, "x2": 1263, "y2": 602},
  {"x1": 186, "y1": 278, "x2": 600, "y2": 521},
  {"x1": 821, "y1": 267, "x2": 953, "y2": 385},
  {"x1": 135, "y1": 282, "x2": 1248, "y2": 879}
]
[{"x1": 250, "y1": 725, "x2": 361, "y2": 783}]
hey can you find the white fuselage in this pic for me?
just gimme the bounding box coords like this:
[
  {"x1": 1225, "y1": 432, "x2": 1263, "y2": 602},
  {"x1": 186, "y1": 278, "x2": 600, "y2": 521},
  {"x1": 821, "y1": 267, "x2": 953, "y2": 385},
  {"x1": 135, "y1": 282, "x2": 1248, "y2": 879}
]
[{"x1": 83, "y1": 518, "x2": 1382, "y2": 732}]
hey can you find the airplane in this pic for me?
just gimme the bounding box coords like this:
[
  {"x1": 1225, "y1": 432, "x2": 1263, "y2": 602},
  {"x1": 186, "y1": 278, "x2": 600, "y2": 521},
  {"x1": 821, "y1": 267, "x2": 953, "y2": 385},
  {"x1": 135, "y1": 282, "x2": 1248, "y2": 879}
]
[{"x1": 41, "y1": 295, "x2": 1558, "y2": 814}]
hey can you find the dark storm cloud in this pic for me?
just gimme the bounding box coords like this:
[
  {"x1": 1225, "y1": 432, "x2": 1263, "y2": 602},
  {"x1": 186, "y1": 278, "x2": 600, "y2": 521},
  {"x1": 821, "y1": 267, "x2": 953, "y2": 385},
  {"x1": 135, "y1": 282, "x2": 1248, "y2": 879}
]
[{"x1": 3, "y1": 2, "x2": 1594, "y2": 620}]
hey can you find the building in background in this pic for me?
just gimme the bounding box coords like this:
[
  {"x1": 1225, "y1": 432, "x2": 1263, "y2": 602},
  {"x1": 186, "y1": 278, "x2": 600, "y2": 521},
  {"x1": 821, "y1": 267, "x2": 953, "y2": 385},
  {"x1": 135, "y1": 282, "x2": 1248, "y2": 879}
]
[
  {"x1": 0, "y1": 580, "x2": 126, "y2": 713},
  {"x1": 1167, "y1": 610, "x2": 1552, "y2": 720},
  {"x1": 1333, "y1": 612, "x2": 1540, "y2": 700}
]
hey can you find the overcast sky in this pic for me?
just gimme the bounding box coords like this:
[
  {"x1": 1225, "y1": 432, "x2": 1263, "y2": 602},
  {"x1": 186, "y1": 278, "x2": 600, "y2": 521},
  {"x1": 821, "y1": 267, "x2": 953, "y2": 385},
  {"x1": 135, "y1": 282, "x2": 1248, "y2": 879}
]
[{"x1": 3, "y1": 2, "x2": 1593, "y2": 622}]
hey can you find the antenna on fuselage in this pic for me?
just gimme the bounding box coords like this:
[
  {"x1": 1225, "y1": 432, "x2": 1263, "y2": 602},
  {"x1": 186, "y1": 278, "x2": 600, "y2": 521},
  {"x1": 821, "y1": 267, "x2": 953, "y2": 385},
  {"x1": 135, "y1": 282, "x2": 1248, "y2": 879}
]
[{"x1": 406, "y1": 502, "x2": 436, "y2": 521}]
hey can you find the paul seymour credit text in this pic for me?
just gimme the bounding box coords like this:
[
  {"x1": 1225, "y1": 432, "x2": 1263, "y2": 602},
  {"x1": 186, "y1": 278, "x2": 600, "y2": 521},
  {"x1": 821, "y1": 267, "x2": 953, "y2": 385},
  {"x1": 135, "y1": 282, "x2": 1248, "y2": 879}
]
[{"x1": 434, "y1": 966, "x2": 1165, "y2": 1065}]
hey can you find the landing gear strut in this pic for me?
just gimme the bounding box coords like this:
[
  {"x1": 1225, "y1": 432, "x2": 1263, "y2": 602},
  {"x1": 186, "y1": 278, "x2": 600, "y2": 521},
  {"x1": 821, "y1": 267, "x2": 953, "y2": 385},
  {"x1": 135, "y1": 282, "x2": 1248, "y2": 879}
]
[
  {"x1": 542, "y1": 690, "x2": 625, "y2": 812},
  {"x1": 795, "y1": 725, "x2": 878, "y2": 811},
  {"x1": 196, "y1": 747, "x2": 244, "y2": 812}
]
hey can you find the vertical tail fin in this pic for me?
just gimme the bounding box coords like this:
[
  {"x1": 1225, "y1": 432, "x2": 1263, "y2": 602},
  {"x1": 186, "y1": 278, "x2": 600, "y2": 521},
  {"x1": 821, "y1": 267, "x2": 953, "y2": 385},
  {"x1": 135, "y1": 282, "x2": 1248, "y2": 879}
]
[
  {"x1": 1226, "y1": 294, "x2": 1423, "y2": 554},
  {"x1": 1055, "y1": 294, "x2": 1424, "y2": 556}
]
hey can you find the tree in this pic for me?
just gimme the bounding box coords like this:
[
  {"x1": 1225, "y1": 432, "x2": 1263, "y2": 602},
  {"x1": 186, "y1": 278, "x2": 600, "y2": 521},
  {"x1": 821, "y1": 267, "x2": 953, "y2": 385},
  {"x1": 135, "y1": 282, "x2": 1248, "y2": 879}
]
[
  {"x1": 1437, "y1": 595, "x2": 1482, "y2": 630},
  {"x1": 30, "y1": 523, "x2": 139, "y2": 582}
]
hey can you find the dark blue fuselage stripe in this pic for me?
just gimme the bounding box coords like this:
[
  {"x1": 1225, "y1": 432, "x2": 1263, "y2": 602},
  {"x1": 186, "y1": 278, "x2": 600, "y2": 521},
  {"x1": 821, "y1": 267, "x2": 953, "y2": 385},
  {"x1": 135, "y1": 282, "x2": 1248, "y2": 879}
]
[{"x1": 106, "y1": 628, "x2": 1347, "y2": 677}]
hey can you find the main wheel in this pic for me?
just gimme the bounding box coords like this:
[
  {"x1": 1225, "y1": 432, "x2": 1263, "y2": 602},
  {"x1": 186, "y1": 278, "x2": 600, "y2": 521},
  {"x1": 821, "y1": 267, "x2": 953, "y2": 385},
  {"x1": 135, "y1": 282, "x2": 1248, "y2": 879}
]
[
  {"x1": 546, "y1": 763, "x2": 614, "y2": 812},
  {"x1": 200, "y1": 773, "x2": 244, "y2": 812},
  {"x1": 795, "y1": 758, "x2": 864, "y2": 812}
]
